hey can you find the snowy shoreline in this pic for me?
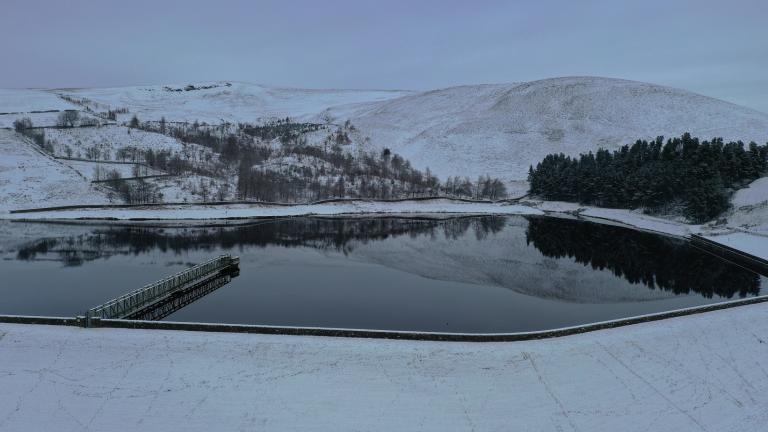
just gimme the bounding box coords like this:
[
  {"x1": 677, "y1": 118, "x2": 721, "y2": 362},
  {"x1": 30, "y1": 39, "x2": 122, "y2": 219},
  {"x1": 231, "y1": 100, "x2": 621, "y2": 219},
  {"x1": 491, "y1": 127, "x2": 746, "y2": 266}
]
[
  {"x1": 4, "y1": 197, "x2": 766, "y2": 259},
  {"x1": 1, "y1": 198, "x2": 681, "y2": 231}
]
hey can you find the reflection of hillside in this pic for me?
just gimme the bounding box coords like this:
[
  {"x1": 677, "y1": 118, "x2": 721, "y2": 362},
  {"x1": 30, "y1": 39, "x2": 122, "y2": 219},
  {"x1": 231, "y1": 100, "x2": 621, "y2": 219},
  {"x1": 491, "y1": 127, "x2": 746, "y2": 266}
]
[
  {"x1": 129, "y1": 267, "x2": 239, "y2": 321},
  {"x1": 10, "y1": 216, "x2": 762, "y2": 301},
  {"x1": 525, "y1": 217, "x2": 760, "y2": 299},
  {"x1": 14, "y1": 217, "x2": 506, "y2": 265}
]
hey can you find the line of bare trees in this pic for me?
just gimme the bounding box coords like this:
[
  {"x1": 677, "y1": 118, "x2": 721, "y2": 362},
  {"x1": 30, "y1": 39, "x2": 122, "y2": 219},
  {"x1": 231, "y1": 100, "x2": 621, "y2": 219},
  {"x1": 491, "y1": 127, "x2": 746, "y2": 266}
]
[{"x1": 132, "y1": 115, "x2": 509, "y2": 202}]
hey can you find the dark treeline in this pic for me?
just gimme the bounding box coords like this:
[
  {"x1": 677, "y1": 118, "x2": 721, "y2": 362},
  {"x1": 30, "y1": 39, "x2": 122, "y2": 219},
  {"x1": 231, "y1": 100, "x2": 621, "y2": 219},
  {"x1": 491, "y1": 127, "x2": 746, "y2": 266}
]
[
  {"x1": 525, "y1": 217, "x2": 761, "y2": 298},
  {"x1": 528, "y1": 133, "x2": 768, "y2": 222},
  {"x1": 141, "y1": 117, "x2": 249, "y2": 162},
  {"x1": 112, "y1": 146, "x2": 195, "y2": 176},
  {"x1": 236, "y1": 145, "x2": 445, "y2": 201},
  {"x1": 162, "y1": 82, "x2": 232, "y2": 92},
  {"x1": 103, "y1": 178, "x2": 163, "y2": 205},
  {"x1": 241, "y1": 118, "x2": 323, "y2": 143}
]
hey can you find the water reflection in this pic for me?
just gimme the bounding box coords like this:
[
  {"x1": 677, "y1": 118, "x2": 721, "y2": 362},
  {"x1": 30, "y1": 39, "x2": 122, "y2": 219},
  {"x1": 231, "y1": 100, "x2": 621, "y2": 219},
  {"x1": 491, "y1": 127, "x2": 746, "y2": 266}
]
[
  {"x1": 15, "y1": 217, "x2": 506, "y2": 262},
  {"x1": 127, "y1": 267, "x2": 239, "y2": 321},
  {"x1": 525, "y1": 217, "x2": 760, "y2": 298},
  {"x1": 9, "y1": 216, "x2": 762, "y2": 301}
]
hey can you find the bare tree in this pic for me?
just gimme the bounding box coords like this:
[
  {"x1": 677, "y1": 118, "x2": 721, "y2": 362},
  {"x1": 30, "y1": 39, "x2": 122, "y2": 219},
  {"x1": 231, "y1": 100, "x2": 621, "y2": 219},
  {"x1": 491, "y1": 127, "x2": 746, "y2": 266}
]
[
  {"x1": 93, "y1": 165, "x2": 104, "y2": 181},
  {"x1": 216, "y1": 184, "x2": 229, "y2": 201},
  {"x1": 57, "y1": 111, "x2": 79, "y2": 128},
  {"x1": 13, "y1": 117, "x2": 33, "y2": 132}
]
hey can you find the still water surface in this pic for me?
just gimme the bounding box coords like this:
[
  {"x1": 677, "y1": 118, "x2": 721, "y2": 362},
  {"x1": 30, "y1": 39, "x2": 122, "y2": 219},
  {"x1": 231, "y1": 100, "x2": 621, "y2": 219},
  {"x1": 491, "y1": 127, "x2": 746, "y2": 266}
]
[{"x1": 0, "y1": 216, "x2": 764, "y2": 332}]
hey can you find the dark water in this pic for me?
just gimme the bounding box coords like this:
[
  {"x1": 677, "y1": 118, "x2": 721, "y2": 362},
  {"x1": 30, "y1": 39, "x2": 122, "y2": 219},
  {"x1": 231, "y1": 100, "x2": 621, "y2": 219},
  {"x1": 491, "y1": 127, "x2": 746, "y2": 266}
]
[{"x1": 0, "y1": 216, "x2": 764, "y2": 332}]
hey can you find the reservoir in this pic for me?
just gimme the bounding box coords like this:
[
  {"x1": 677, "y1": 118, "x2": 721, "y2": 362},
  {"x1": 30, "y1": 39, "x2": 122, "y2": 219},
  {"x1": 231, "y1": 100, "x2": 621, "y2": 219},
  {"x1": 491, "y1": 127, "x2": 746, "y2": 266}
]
[{"x1": 1, "y1": 216, "x2": 764, "y2": 333}]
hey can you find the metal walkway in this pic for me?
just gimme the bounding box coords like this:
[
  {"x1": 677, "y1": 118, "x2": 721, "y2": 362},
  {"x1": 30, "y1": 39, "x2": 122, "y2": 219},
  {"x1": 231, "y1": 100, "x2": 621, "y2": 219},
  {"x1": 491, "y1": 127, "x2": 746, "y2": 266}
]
[
  {"x1": 85, "y1": 254, "x2": 239, "y2": 324},
  {"x1": 126, "y1": 268, "x2": 239, "y2": 321}
]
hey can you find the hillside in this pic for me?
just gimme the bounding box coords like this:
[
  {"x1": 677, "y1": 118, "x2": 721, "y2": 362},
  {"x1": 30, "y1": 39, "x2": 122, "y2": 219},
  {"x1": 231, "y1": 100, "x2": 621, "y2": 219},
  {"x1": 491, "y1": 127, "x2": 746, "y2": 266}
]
[
  {"x1": 318, "y1": 77, "x2": 768, "y2": 184},
  {"x1": 42, "y1": 77, "x2": 768, "y2": 184},
  {"x1": 1, "y1": 77, "x2": 767, "y2": 217},
  {"x1": 0, "y1": 130, "x2": 110, "y2": 210},
  {"x1": 55, "y1": 81, "x2": 411, "y2": 124}
]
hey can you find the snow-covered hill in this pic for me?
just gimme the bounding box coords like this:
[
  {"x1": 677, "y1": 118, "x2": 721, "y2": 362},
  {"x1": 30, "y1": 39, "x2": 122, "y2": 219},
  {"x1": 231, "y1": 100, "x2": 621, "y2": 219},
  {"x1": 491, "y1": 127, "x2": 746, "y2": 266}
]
[
  {"x1": 318, "y1": 76, "x2": 768, "y2": 183},
  {"x1": 56, "y1": 81, "x2": 412, "y2": 124},
  {"x1": 0, "y1": 88, "x2": 78, "y2": 113},
  {"x1": 2, "y1": 77, "x2": 767, "y2": 214},
  {"x1": 52, "y1": 77, "x2": 768, "y2": 185}
]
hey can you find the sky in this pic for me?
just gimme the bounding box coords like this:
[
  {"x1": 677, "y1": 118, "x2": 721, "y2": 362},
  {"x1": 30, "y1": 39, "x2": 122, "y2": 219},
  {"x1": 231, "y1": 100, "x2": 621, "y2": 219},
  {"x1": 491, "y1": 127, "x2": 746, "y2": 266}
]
[{"x1": 1, "y1": 0, "x2": 767, "y2": 112}]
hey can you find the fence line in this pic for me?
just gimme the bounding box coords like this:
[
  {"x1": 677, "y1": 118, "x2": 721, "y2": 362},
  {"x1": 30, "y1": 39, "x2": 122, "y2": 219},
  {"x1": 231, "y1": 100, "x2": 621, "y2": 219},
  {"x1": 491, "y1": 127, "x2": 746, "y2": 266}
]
[{"x1": 91, "y1": 174, "x2": 176, "y2": 184}]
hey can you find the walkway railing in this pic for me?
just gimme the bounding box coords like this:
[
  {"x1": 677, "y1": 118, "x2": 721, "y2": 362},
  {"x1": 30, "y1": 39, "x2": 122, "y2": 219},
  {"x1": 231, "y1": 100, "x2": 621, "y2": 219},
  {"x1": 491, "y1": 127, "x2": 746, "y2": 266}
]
[
  {"x1": 85, "y1": 255, "x2": 239, "y2": 323},
  {"x1": 127, "y1": 271, "x2": 237, "y2": 321}
]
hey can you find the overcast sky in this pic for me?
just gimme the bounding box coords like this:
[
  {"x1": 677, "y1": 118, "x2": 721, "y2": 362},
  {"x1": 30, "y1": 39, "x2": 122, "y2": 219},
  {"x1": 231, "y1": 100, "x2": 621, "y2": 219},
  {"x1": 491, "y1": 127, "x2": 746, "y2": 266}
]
[{"x1": 2, "y1": 0, "x2": 766, "y2": 112}]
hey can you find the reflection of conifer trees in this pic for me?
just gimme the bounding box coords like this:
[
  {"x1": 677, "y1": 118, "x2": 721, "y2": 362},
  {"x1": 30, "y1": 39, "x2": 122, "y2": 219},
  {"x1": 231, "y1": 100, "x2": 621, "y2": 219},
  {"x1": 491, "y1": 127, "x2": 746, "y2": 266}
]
[
  {"x1": 525, "y1": 217, "x2": 761, "y2": 298},
  {"x1": 16, "y1": 216, "x2": 759, "y2": 301}
]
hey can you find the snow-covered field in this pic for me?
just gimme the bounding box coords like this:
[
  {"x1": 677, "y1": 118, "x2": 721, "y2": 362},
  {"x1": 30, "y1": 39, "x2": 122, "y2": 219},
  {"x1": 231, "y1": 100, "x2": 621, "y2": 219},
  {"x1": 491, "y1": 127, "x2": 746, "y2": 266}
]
[
  {"x1": 0, "y1": 88, "x2": 105, "y2": 127},
  {"x1": 0, "y1": 130, "x2": 110, "y2": 210},
  {"x1": 150, "y1": 174, "x2": 232, "y2": 202},
  {"x1": 726, "y1": 177, "x2": 768, "y2": 235},
  {"x1": 732, "y1": 177, "x2": 768, "y2": 208},
  {"x1": 0, "y1": 88, "x2": 77, "y2": 113},
  {"x1": 60, "y1": 159, "x2": 162, "y2": 181},
  {"x1": 1, "y1": 301, "x2": 767, "y2": 431},
  {"x1": 45, "y1": 125, "x2": 211, "y2": 160},
  {"x1": 1, "y1": 111, "x2": 65, "y2": 128},
  {"x1": 57, "y1": 81, "x2": 411, "y2": 124}
]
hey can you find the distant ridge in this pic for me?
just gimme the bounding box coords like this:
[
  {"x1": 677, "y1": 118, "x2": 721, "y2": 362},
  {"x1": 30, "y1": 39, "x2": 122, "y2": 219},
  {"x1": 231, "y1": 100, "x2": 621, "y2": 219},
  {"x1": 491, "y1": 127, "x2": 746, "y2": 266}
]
[{"x1": 3, "y1": 76, "x2": 767, "y2": 185}]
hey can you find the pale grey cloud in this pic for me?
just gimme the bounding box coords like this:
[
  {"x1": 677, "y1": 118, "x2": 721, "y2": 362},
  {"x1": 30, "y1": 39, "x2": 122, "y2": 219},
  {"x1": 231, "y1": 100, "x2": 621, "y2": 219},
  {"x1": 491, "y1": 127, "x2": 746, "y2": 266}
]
[{"x1": 1, "y1": 0, "x2": 766, "y2": 112}]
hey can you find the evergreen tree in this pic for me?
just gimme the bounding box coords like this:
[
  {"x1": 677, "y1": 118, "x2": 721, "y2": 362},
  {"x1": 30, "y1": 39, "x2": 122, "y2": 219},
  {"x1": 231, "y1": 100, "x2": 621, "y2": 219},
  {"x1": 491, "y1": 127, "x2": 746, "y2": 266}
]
[{"x1": 528, "y1": 133, "x2": 768, "y2": 223}]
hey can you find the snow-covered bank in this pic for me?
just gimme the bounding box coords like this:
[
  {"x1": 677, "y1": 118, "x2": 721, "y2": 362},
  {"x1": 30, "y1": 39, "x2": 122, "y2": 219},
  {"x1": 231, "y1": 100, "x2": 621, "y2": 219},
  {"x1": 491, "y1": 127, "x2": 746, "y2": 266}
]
[
  {"x1": 1, "y1": 302, "x2": 767, "y2": 431},
  {"x1": 3, "y1": 199, "x2": 543, "y2": 220},
  {"x1": 527, "y1": 199, "x2": 768, "y2": 259},
  {"x1": 727, "y1": 177, "x2": 768, "y2": 235},
  {"x1": 529, "y1": 199, "x2": 696, "y2": 237},
  {"x1": 0, "y1": 197, "x2": 697, "y2": 243}
]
